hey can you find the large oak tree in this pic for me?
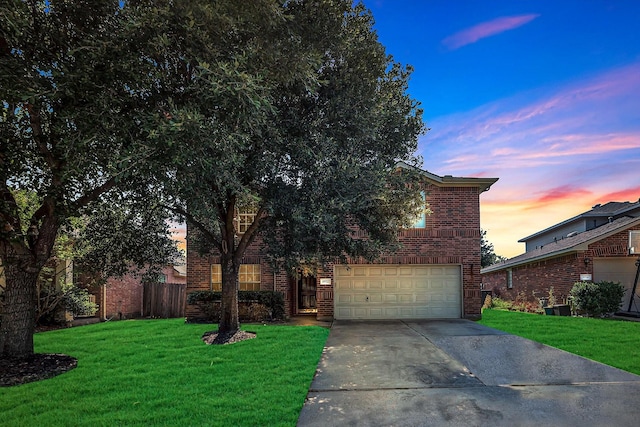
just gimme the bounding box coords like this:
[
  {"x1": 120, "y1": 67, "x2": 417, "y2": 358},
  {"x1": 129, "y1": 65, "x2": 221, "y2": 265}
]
[
  {"x1": 1, "y1": 0, "x2": 427, "y2": 356},
  {"x1": 0, "y1": 0, "x2": 176, "y2": 358},
  {"x1": 146, "y1": 0, "x2": 427, "y2": 337}
]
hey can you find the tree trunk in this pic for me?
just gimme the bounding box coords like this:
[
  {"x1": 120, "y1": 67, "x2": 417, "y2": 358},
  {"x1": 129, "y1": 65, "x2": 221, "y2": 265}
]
[
  {"x1": 218, "y1": 255, "x2": 240, "y2": 333},
  {"x1": 0, "y1": 261, "x2": 39, "y2": 358}
]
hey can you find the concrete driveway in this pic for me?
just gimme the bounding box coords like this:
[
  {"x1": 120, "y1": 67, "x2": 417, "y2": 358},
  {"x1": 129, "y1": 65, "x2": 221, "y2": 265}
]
[{"x1": 297, "y1": 320, "x2": 640, "y2": 426}]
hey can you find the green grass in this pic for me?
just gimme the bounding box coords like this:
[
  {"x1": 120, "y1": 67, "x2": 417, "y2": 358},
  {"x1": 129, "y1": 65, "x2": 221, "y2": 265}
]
[
  {"x1": 0, "y1": 319, "x2": 329, "y2": 427},
  {"x1": 479, "y1": 309, "x2": 640, "y2": 375}
]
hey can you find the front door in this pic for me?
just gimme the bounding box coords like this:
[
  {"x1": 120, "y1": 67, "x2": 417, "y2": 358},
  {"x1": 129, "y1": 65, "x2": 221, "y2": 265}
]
[{"x1": 298, "y1": 274, "x2": 317, "y2": 313}]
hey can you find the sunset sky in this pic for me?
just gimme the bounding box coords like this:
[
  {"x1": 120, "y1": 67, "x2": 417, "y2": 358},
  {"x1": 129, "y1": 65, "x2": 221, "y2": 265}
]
[{"x1": 365, "y1": 0, "x2": 640, "y2": 257}]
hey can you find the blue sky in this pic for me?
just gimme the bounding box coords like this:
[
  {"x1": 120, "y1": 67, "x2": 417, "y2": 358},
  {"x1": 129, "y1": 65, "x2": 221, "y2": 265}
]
[{"x1": 364, "y1": 0, "x2": 640, "y2": 257}]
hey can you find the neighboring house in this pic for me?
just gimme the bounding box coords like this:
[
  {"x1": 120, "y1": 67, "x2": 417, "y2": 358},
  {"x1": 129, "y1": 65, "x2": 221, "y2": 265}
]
[
  {"x1": 519, "y1": 201, "x2": 640, "y2": 252},
  {"x1": 482, "y1": 200, "x2": 640, "y2": 311},
  {"x1": 88, "y1": 260, "x2": 187, "y2": 320},
  {"x1": 187, "y1": 166, "x2": 498, "y2": 321}
]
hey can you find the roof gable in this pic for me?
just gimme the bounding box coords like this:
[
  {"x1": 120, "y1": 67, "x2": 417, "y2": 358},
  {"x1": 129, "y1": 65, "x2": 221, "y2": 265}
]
[{"x1": 395, "y1": 161, "x2": 498, "y2": 193}]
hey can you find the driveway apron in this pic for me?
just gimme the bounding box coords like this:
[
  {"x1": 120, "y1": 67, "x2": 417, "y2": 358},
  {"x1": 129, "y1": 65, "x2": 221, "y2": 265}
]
[{"x1": 297, "y1": 319, "x2": 640, "y2": 427}]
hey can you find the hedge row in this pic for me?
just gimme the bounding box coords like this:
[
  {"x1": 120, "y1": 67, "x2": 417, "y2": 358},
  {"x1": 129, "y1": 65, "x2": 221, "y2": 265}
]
[{"x1": 187, "y1": 290, "x2": 285, "y2": 321}]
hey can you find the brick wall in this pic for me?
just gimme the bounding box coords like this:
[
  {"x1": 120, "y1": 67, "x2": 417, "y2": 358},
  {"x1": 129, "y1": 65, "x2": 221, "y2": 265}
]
[
  {"x1": 482, "y1": 254, "x2": 581, "y2": 304},
  {"x1": 482, "y1": 224, "x2": 640, "y2": 304},
  {"x1": 164, "y1": 266, "x2": 187, "y2": 285},
  {"x1": 186, "y1": 232, "x2": 293, "y2": 319},
  {"x1": 104, "y1": 274, "x2": 143, "y2": 320},
  {"x1": 187, "y1": 184, "x2": 486, "y2": 320}
]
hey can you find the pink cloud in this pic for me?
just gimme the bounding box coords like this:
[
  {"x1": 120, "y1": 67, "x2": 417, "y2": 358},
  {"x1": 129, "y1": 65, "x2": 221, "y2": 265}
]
[
  {"x1": 422, "y1": 62, "x2": 640, "y2": 166},
  {"x1": 442, "y1": 14, "x2": 540, "y2": 50},
  {"x1": 599, "y1": 187, "x2": 640, "y2": 203},
  {"x1": 532, "y1": 185, "x2": 593, "y2": 205}
]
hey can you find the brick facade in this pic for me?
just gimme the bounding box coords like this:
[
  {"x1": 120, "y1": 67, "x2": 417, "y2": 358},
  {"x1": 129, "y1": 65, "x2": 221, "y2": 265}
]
[
  {"x1": 187, "y1": 177, "x2": 493, "y2": 321},
  {"x1": 482, "y1": 224, "x2": 640, "y2": 304},
  {"x1": 102, "y1": 273, "x2": 143, "y2": 320}
]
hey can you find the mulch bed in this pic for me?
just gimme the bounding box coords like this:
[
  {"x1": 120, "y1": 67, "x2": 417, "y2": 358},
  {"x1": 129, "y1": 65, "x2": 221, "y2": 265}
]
[
  {"x1": 0, "y1": 353, "x2": 77, "y2": 387},
  {"x1": 202, "y1": 330, "x2": 256, "y2": 345}
]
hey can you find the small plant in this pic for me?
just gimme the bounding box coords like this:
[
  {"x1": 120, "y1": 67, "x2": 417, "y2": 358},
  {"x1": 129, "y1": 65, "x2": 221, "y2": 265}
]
[
  {"x1": 482, "y1": 294, "x2": 492, "y2": 310},
  {"x1": 547, "y1": 287, "x2": 556, "y2": 307},
  {"x1": 570, "y1": 280, "x2": 625, "y2": 317}
]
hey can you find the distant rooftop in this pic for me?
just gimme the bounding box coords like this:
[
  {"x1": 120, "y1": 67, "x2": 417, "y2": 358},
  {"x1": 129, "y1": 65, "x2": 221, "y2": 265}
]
[
  {"x1": 483, "y1": 216, "x2": 640, "y2": 274},
  {"x1": 519, "y1": 199, "x2": 640, "y2": 243}
]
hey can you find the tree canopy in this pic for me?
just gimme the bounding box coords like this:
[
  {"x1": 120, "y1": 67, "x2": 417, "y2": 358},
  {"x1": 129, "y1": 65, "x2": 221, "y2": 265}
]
[
  {"x1": 143, "y1": 0, "x2": 426, "y2": 335},
  {"x1": 481, "y1": 229, "x2": 507, "y2": 268},
  {"x1": 1, "y1": 0, "x2": 426, "y2": 354},
  {"x1": 0, "y1": 0, "x2": 177, "y2": 357}
]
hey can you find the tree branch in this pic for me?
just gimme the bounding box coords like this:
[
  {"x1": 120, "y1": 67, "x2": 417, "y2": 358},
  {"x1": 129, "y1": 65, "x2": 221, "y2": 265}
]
[
  {"x1": 0, "y1": 183, "x2": 21, "y2": 233},
  {"x1": 25, "y1": 103, "x2": 59, "y2": 173},
  {"x1": 235, "y1": 206, "x2": 266, "y2": 263},
  {"x1": 161, "y1": 203, "x2": 222, "y2": 252},
  {"x1": 71, "y1": 176, "x2": 117, "y2": 212}
]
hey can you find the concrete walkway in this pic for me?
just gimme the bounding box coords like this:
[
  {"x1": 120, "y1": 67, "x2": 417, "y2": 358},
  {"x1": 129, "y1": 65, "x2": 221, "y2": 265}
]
[{"x1": 297, "y1": 319, "x2": 640, "y2": 426}]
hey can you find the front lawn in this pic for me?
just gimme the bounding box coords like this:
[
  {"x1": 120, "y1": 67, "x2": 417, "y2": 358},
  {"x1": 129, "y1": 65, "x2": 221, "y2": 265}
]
[
  {"x1": 479, "y1": 309, "x2": 640, "y2": 375},
  {"x1": 0, "y1": 319, "x2": 329, "y2": 427}
]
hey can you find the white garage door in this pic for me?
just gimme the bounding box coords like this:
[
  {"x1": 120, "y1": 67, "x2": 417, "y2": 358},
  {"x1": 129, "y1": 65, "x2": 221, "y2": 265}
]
[
  {"x1": 593, "y1": 258, "x2": 638, "y2": 312},
  {"x1": 334, "y1": 264, "x2": 462, "y2": 319}
]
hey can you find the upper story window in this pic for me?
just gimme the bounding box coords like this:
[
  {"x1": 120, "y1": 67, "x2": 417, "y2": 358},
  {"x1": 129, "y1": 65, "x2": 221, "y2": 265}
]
[
  {"x1": 411, "y1": 191, "x2": 429, "y2": 228},
  {"x1": 235, "y1": 207, "x2": 257, "y2": 234},
  {"x1": 630, "y1": 230, "x2": 640, "y2": 254}
]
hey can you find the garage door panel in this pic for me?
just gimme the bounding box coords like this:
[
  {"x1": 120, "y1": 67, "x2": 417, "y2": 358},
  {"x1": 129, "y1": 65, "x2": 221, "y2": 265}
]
[
  {"x1": 353, "y1": 267, "x2": 367, "y2": 276},
  {"x1": 369, "y1": 308, "x2": 383, "y2": 317},
  {"x1": 415, "y1": 294, "x2": 428, "y2": 303},
  {"x1": 370, "y1": 294, "x2": 383, "y2": 303},
  {"x1": 369, "y1": 280, "x2": 383, "y2": 289},
  {"x1": 384, "y1": 307, "x2": 399, "y2": 317},
  {"x1": 337, "y1": 294, "x2": 352, "y2": 303},
  {"x1": 399, "y1": 267, "x2": 413, "y2": 275},
  {"x1": 399, "y1": 294, "x2": 413, "y2": 303},
  {"x1": 354, "y1": 294, "x2": 368, "y2": 303},
  {"x1": 385, "y1": 267, "x2": 398, "y2": 276},
  {"x1": 414, "y1": 280, "x2": 427, "y2": 289},
  {"x1": 353, "y1": 280, "x2": 367, "y2": 289},
  {"x1": 334, "y1": 264, "x2": 461, "y2": 320},
  {"x1": 368, "y1": 267, "x2": 384, "y2": 276}
]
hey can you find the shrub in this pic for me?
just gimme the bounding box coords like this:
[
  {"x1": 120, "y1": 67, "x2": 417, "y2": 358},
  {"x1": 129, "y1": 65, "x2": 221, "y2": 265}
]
[
  {"x1": 37, "y1": 280, "x2": 98, "y2": 325},
  {"x1": 488, "y1": 296, "x2": 512, "y2": 310},
  {"x1": 570, "y1": 280, "x2": 625, "y2": 317},
  {"x1": 187, "y1": 290, "x2": 285, "y2": 322}
]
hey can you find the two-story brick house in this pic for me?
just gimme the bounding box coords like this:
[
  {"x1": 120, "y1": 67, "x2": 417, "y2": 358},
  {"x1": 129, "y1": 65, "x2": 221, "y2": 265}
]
[
  {"x1": 186, "y1": 166, "x2": 498, "y2": 321},
  {"x1": 481, "y1": 200, "x2": 640, "y2": 311}
]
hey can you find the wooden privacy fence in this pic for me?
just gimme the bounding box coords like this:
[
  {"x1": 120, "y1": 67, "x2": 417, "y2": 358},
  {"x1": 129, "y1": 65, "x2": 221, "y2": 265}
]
[{"x1": 143, "y1": 282, "x2": 187, "y2": 318}]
